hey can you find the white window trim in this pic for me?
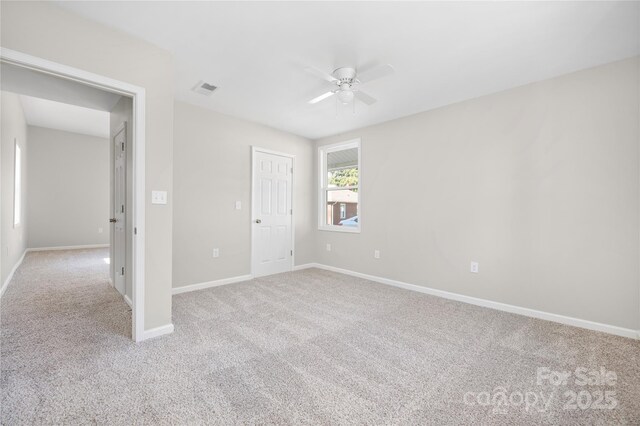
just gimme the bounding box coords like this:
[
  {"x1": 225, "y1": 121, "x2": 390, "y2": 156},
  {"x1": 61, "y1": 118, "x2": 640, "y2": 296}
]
[
  {"x1": 318, "y1": 138, "x2": 361, "y2": 233},
  {"x1": 13, "y1": 140, "x2": 22, "y2": 228}
]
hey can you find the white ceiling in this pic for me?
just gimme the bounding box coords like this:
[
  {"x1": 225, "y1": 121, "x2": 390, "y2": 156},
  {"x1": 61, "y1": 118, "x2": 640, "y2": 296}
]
[
  {"x1": 57, "y1": 1, "x2": 639, "y2": 139},
  {"x1": 20, "y1": 95, "x2": 110, "y2": 139}
]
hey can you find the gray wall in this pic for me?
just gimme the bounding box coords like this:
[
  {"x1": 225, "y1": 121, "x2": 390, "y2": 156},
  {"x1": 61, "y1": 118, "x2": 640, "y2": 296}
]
[
  {"x1": 26, "y1": 126, "x2": 109, "y2": 249},
  {"x1": 172, "y1": 101, "x2": 314, "y2": 288},
  {"x1": 2, "y1": 1, "x2": 175, "y2": 330},
  {"x1": 314, "y1": 57, "x2": 640, "y2": 331},
  {"x1": 1, "y1": 91, "x2": 28, "y2": 286}
]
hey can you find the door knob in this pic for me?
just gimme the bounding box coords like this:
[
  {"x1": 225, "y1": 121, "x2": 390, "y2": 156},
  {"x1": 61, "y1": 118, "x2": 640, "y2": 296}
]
[
  {"x1": 255, "y1": 219, "x2": 262, "y2": 224},
  {"x1": 109, "y1": 218, "x2": 117, "y2": 223}
]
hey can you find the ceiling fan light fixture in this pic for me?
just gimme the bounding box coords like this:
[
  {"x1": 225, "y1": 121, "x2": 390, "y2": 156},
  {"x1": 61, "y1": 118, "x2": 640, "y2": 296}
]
[
  {"x1": 337, "y1": 89, "x2": 354, "y2": 105},
  {"x1": 306, "y1": 63, "x2": 392, "y2": 107}
]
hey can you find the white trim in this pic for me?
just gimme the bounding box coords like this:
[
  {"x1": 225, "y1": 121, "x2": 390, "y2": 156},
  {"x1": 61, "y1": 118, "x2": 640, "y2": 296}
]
[
  {"x1": 250, "y1": 146, "x2": 296, "y2": 277},
  {"x1": 132, "y1": 93, "x2": 146, "y2": 343},
  {"x1": 172, "y1": 274, "x2": 254, "y2": 295},
  {"x1": 110, "y1": 121, "x2": 127, "y2": 291},
  {"x1": 0, "y1": 48, "x2": 145, "y2": 96},
  {"x1": 13, "y1": 140, "x2": 22, "y2": 228},
  {"x1": 295, "y1": 263, "x2": 639, "y2": 340},
  {"x1": 251, "y1": 147, "x2": 295, "y2": 159},
  {"x1": 0, "y1": 249, "x2": 28, "y2": 297},
  {"x1": 1, "y1": 48, "x2": 146, "y2": 342},
  {"x1": 28, "y1": 244, "x2": 109, "y2": 252},
  {"x1": 318, "y1": 225, "x2": 361, "y2": 234},
  {"x1": 124, "y1": 294, "x2": 133, "y2": 308},
  {"x1": 293, "y1": 263, "x2": 320, "y2": 271},
  {"x1": 142, "y1": 323, "x2": 174, "y2": 340},
  {"x1": 318, "y1": 138, "x2": 361, "y2": 233}
]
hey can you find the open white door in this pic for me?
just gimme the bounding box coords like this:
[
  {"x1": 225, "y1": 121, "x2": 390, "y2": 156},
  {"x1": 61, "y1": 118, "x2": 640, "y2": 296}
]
[
  {"x1": 112, "y1": 124, "x2": 126, "y2": 295},
  {"x1": 251, "y1": 148, "x2": 294, "y2": 277}
]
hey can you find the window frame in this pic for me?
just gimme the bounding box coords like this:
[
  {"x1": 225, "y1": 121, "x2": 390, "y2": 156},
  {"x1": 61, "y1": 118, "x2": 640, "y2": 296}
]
[
  {"x1": 318, "y1": 138, "x2": 361, "y2": 233},
  {"x1": 13, "y1": 140, "x2": 21, "y2": 228}
]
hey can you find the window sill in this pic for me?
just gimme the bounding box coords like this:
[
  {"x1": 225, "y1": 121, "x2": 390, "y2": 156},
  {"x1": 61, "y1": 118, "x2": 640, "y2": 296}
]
[{"x1": 318, "y1": 226, "x2": 360, "y2": 234}]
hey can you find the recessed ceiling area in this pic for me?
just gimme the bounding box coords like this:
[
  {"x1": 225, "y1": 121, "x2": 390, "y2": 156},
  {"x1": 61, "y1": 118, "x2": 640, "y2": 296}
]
[
  {"x1": 56, "y1": 2, "x2": 639, "y2": 139},
  {"x1": 19, "y1": 95, "x2": 110, "y2": 139},
  {"x1": 1, "y1": 62, "x2": 117, "y2": 138},
  {"x1": 1, "y1": 62, "x2": 121, "y2": 112}
]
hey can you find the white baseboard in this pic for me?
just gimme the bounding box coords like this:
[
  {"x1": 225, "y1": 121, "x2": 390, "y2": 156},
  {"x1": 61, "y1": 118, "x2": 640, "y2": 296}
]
[
  {"x1": 124, "y1": 294, "x2": 133, "y2": 308},
  {"x1": 28, "y1": 244, "x2": 109, "y2": 252},
  {"x1": 172, "y1": 274, "x2": 254, "y2": 295},
  {"x1": 293, "y1": 263, "x2": 319, "y2": 271},
  {"x1": 0, "y1": 249, "x2": 28, "y2": 298},
  {"x1": 296, "y1": 263, "x2": 639, "y2": 340},
  {"x1": 142, "y1": 323, "x2": 174, "y2": 340}
]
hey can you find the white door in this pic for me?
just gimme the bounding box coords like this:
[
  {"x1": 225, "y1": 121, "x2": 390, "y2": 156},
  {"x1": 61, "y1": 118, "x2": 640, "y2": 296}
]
[
  {"x1": 252, "y1": 150, "x2": 293, "y2": 277},
  {"x1": 113, "y1": 125, "x2": 126, "y2": 295}
]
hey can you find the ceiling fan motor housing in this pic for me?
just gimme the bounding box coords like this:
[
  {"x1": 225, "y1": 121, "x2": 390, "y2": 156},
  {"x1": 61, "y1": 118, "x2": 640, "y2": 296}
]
[{"x1": 333, "y1": 67, "x2": 358, "y2": 87}]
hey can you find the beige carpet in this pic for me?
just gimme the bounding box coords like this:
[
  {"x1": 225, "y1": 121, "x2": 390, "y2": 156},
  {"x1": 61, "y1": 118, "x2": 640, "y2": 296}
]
[{"x1": 1, "y1": 248, "x2": 639, "y2": 424}]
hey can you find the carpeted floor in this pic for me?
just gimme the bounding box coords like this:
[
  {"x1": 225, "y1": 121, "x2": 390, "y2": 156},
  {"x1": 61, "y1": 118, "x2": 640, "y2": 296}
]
[{"x1": 1, "y1": 248, "x2": 639, "y2": 424}]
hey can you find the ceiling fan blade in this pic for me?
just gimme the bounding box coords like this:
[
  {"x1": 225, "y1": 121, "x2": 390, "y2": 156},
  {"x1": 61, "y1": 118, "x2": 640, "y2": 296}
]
[
  {"x1": 357, "y1": 64, "x2": 394, "y2": 84},
  {"x1": 305, "y1": 67, "x2": 338, "y2": 83},
  {"x1": 354, "y1": 90, "x2": 377, "y2": 105},
  {"x1": 309, "y1": 91, "x2": 336, "y2": 104}
]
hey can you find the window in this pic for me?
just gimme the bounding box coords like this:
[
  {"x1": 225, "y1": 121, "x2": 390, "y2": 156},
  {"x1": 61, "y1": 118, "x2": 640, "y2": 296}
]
[
  {"x1": 13, "y1": 141, "x2": 21, "y2": 227},
  {"x1": 319, "y1": 139, "x2": 360, "y2": 232}
]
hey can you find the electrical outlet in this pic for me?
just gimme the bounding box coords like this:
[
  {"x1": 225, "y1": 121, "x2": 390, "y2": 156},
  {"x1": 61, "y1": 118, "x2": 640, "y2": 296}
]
[
  {"x1": 326, "y1": 243, "x2": 331, "y2": 252},
  {"x1": 98, "y1": 227, "x2": 103, "y2": 234},
  {"x1": 374, "y1": 250, "x2": 380, "y2": 259},
  {"x1": 213, "y1": 248, "x2": 220, "y2": 258},
  {"x1": 470, "y1": 261, "x2": 479, "y2": 273}
]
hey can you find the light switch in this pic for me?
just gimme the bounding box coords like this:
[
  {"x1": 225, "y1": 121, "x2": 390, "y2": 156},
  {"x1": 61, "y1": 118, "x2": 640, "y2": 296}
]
[
  {"x1": 235, "y1": 201, "x2": 242, "y2": 210},
  {"x1": 151, "y1": 190, "x2": 168, "y2": 205}
]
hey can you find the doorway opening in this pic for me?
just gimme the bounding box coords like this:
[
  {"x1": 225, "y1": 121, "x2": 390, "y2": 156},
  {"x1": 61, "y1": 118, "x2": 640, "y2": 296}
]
[{"x1": 0, "y1": 48, "x2": 146, "y2": 341}]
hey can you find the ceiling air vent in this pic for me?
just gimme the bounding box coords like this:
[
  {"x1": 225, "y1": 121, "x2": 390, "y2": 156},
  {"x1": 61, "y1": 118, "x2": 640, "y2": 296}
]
[{"x1": 192, "y1": 80, "x2": 217, "y2": 96}]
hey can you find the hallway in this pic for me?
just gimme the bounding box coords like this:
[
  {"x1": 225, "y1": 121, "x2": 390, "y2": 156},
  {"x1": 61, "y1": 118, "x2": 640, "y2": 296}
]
[
  {"x1": 1, "y1": 248, "x2": 130, "y2": 340},
  {"x1": 1, "y1": 248, "x2": 133, "y2": 422}
]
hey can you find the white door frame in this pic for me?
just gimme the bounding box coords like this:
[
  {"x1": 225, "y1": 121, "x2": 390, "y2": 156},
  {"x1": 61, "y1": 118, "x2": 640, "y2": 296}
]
[
  {"x1": 0, "y1": 48, "x2": 146, "y2": 342},
  {"x1": 250, "y1": 146, "x2": 295, "y2": 276},
  {"x1": 111, "y1": 122, "x2": 127, "y2": 297}
]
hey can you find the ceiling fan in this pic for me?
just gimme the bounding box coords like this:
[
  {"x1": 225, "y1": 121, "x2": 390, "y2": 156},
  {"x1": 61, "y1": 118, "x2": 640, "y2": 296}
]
[{"x1": 306, "y1": 64, "x2": 394, "y2": 106}]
